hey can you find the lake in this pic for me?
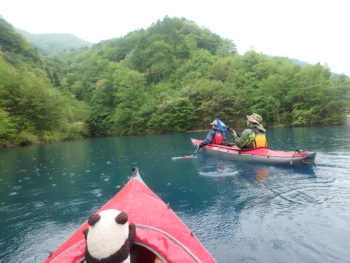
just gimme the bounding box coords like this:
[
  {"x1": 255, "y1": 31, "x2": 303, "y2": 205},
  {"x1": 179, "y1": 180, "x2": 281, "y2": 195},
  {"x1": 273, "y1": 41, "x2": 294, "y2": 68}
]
[{"x1": 1, "y1": 125, "x2": 350, "y2": 263}]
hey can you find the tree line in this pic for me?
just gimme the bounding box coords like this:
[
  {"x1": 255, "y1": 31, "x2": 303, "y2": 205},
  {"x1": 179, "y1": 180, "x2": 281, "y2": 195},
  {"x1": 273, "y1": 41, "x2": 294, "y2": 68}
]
[{"x1": 1, "y1": 16, "x2": 349, "y2": 147}]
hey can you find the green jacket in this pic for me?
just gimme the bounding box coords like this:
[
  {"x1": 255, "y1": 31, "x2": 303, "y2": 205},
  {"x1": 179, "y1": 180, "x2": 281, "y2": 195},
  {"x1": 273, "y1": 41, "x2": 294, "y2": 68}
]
[{"x1": 233, "y1": 124, "x2": 266, "y2": 149}]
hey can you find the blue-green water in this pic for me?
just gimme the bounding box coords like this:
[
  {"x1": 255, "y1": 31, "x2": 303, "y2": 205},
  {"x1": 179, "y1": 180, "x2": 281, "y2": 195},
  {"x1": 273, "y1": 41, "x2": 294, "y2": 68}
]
[{"x1": 1, "y1": 125, "x2": 350, "y2": 263}]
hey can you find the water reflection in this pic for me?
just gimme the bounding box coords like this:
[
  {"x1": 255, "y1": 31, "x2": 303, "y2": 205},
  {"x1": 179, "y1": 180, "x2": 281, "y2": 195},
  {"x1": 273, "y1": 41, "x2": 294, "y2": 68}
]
[{"x1": 193, "y1": 155, "x2": 323, "y2": 208}]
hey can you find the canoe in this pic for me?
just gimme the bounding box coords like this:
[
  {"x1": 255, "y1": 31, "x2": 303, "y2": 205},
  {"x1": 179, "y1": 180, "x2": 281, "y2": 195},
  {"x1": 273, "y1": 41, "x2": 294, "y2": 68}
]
[
  {"x1": 45, "y1": 168, "x2": 216, "y2": 263},
  {"x1": 191, "y1": 138, "x2": 316, "y2": 168}
]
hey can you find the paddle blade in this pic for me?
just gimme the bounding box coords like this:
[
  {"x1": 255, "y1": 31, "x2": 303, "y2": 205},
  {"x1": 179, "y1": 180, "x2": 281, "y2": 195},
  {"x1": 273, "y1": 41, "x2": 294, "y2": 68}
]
[{"x1": 179, "y1": 155, "x2": 193, "y2": 160}]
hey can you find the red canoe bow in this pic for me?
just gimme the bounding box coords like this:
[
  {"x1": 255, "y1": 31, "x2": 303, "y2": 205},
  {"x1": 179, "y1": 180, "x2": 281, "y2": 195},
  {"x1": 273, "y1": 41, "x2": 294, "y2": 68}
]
[{"x1": 45, "y1": 168, "x2": 216, "y2": 263}]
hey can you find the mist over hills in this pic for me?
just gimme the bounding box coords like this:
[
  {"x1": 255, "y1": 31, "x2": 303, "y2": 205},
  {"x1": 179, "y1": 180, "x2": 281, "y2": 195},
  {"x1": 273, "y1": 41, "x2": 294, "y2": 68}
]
[
  {"x1": 15, "y1": 28, "x2": 93, "y2": 55},
  {"x1": 11, "y1": 21, "x2": 311, "y2": 66}
]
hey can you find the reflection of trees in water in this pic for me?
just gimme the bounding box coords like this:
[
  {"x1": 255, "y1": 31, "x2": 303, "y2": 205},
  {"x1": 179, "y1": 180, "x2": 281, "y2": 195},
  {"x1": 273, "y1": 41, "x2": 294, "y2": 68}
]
[
  {"x1": 194, "y1": 155, "x2": 318, "y2": 205},
  {"x1": 254, "y1": 167, "x2": 270, "y2": 183},
  {"x1": 243, "y1": 166, "x2": 318, "y2": 205}
]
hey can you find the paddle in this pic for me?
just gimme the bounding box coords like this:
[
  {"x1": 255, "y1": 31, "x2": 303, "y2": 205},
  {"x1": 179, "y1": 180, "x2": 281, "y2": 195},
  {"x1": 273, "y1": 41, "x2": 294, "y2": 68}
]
[{"x1": 180, "y1": 147, "x2": 200, "y2": 160}]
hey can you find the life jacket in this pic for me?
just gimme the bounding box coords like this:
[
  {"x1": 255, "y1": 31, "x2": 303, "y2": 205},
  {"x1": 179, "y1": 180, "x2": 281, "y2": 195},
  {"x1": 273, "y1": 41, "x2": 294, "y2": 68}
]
[
  {"x1": 241, "y1": 126, "x2": 267, "y2": 149},
  {"x1": 250, "y1": 126, "x2": 267, "y2": 148},
  {"x1": 212, "y1": 131, "x2": 224, "y2": 144},
  {"x1": 253, "y1": 133, "x2": 267, "y2": 148}
]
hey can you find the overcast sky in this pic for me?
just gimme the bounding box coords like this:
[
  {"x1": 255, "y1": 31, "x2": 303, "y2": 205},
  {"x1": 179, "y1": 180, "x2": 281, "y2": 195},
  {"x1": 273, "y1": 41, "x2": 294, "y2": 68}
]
[{"x1": 2, "y1": 0, "x2": 349, "y2": 76}]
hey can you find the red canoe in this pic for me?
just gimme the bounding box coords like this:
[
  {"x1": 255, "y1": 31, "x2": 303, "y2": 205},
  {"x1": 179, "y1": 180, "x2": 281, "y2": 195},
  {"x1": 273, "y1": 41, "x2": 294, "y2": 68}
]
[
  {"x1": 45, "y1": 168, "x2": 216, "y2": 263},
  {"x1": 192, "y1": 139, "x2": 316, "y2": 168}
]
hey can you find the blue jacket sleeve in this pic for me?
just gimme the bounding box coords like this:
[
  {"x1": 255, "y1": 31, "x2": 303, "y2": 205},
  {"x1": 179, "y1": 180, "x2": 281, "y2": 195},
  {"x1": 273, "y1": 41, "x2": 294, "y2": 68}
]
[{"x1": 199, "y1": 130, "x2": 215, "y2": 148}]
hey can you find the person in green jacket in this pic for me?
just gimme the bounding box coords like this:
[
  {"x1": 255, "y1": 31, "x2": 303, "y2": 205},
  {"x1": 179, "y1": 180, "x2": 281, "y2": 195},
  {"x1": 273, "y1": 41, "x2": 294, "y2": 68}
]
[{"x1": 230, "y1": 113, "x2": 268, "y2": 149}]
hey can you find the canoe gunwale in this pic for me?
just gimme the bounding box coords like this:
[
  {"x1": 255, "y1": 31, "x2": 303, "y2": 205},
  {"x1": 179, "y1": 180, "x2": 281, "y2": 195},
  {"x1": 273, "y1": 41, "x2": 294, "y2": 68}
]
[
  {"x1": 135, "y1": 223, "x2": 201, "y2": 263},
  {"x1": 49, "y1": 239, "x2": 85, "y2": 263}
]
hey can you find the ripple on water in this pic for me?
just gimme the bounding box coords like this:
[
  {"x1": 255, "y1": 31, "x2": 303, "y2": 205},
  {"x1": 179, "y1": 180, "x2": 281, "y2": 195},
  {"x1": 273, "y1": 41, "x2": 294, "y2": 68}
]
[
  {"x1": 315, "y1": 152, "x2": 350, "y2": 169},
  {"x1": 33, "y1": 201, "x2": 45, "y2": 208},
  {"x1": 199, "y1": 169, "x2": 239, "y2": 178},
  {"x1": 5, "y1": 220, "x2": 82, "y2": 263},
  {"x1": 91, "y1": 189, "x2": 103, "y2": 197}
]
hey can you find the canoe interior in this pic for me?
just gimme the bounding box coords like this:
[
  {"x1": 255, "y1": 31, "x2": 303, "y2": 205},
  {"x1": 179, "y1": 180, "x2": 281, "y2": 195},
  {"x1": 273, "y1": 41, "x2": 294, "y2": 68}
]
[{"x1": 132, "y1": 244, "x2": 161, "y2": 263}]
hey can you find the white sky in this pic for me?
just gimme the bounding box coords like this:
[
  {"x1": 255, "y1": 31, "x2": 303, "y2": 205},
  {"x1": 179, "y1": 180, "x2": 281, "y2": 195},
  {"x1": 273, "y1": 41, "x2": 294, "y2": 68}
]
[{"x1": 2, "y1": 0, "x2": 350, "y2": 76}]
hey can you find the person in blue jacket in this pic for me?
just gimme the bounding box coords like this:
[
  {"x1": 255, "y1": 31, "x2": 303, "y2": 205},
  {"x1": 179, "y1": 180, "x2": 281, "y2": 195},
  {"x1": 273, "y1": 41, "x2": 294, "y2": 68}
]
[{"x1": 198, "y1": 118, "x2": 228, "y2": 149}]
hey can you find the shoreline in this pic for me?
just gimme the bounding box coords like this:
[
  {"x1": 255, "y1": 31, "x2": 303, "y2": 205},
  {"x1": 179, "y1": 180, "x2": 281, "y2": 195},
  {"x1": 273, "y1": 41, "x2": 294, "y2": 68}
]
[{"x1": 2, "y1": 122, "x2": 349, "y2": 149}]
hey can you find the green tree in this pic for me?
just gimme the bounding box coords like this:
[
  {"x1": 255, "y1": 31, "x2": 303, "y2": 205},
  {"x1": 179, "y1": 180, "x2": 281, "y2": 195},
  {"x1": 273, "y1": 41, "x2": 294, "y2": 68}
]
[{"x1": 110, "y1": 66, "x2": 147, "y2": 135}]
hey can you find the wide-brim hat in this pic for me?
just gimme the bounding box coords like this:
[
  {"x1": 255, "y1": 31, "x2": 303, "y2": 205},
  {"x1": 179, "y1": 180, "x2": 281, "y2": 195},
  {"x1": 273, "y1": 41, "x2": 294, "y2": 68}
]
[{"x1": 247, "y1": 113, "x2": 262, "y2": 124}]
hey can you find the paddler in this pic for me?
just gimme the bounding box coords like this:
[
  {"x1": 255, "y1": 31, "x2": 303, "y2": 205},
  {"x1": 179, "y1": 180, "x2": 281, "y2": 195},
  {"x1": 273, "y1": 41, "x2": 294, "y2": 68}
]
[
  {"x1": 197, "y1": 118, "x2": 228, "y2": 149},
  {"x1": 230, "y1": 113, "x2": 268, "y2": 149}
]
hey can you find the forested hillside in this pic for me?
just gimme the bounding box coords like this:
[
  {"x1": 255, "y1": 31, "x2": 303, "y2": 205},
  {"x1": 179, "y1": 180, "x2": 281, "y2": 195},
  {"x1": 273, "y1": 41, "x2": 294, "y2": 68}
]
[
  {"x1": 15, "y1": 28, "x2": 93, "y2": 55},
  {"x1": 57, "y1": 17, "x2": 349, "y2": 136},
  {"x1": 0, "y1": 18, "x2": 89, "y2": 146},
  {"x1": 1, "y1": 16, "x2": 349, "y2": 146}
]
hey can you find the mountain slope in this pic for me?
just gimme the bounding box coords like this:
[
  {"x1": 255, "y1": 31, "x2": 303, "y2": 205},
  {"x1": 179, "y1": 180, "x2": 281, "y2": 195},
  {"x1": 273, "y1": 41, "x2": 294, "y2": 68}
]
[
  {"x1": 0, "y1": 18, "x2": 42, "y2": 65},
  {"x1": 0, "y1": 18, "x2": 89, "y2": 147},
  {"x1": 15, "y1": 28, "x2": 93, "y2": 55}
]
